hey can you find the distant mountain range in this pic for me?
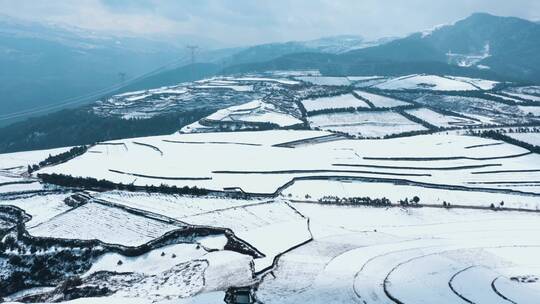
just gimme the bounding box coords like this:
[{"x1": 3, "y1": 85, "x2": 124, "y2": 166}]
[
  {"x1": 0, "y1": 15, "x2": 390, "y2": 125},
  {"x1": 1, "y1": 12, "x2": 540, "y2": 142},
  {"x1": 223, "y1": 13, "x2": 540, "y2": 83},
  {"x1": 0, "y1": 15, "x2": 198, "y2": 124}
]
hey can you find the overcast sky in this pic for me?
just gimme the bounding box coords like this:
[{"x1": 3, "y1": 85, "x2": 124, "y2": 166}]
[{"x1": 1, "y1": 0, "x2": 539, "y2": 46}]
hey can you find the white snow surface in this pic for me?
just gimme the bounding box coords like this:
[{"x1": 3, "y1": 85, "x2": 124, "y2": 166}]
[
  {"x1": 301, "y1": 94, "x2": 369, "y2": 112},
  {"x1": 191, "y1": 85, "x2": 253, "y2": 92},
  {"x1": 506, "y1": 132, "x2": 540, "y2": 147},
  {"x1": 519, "y1": 106, "x2": 540, "y2": 116},
  {"x1": 295, "y1": 76, "x2": 351, "y2": 86},
  {"x1": 0, "y1": 194, "x2": 72, "y2": 228},
  {"x1": 374, "y1": 74, "x2": 481, "y2": 91},
  {"x1": 445, "y1": 76, "x2": 499, "y2": 90},
  {"x1": 38, "y1": 131, "x2": 540, "y2": 197},
  {"x1": 308, "y1": 111, "x2": 427, "y2": 137},
  {"x1": 28, "y1": 203, "x2": 182, "y2": 246},
  {"x1": 405, "y1": 107, "x2": 479, "y2": 128},
  {"x1": 282, "y1": 179, "x2": 540, "y2": 210},
  {"x1": 256, "y1": 203, "x2": 540, "y2": 303},
  {"x1": 354, "y1": 90, "x2": 410, "y2": 108},
  {"x1": 503, "y1": 91, "x2": 540, "y2": 102},
  {"x1": 203, "y1": 99, "x2": 302, "y2": 127},
  {"x1": 0, "y1": 147, "x2": 71, "y2": 173}
]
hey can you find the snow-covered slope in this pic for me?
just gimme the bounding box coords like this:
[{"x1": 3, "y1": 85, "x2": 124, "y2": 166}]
[{"x1": 373, "y1": 74, "x2": 497, "y2": 91}]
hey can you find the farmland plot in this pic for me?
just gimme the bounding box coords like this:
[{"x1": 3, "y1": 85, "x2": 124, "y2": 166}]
[
  {"x1": 85, "y1": 252, "x2": 253, "y2": 303},
  {"x1": 486, "y1": 93, "x2": 525, "y2": 103},
  {"x1": 38, "y1": 250, "x2": 254, "y2": 304},
  {"x1": 405, "y1": 107, "x2": 479, "y2": 128},
  {"x1": 354, "y1": 90, "x2": 410, "y2": 108},
  {"x1": 28, "y1": 202, "x2": 183, "y2": 246},
  {"x1": 413, "y1": 94, "x2": 535, "y2": 125},
  {"x1": 282, "y1": 179, "x2": 540, "y2": 210},
  {"x1": 502, "y1": 91, "x2": 540, "y2": 102},
  {"x1": 95, "y1": 191, "x2": 310, "y2": 272},
  {"x1": 295, "y1": 76, "x2": 351, "y2": 86},
  {"x1": 232, "y1": 77, "x2": 300, "y2": 85},
  {"x1": 182, "y1": 99, "x2": 302, "y2": 133},
  {"x1": 445, "y1": 76, "x2": 499, "y2": 90},
  {"x1": 506, "y1": 132, "x2": 540, "y2": 147},
  {"x1": 519, "y1": 106, "x2": 540, "y2": 116},
  {"x1": 0, "y1": 193, "x2": 73, "y2": 228},
  {"x1": 39, "y1": 131, "x2": 540, "y2": 198},
  {"x1": 0, "y1": 179, "x2": 45, "y2": 195},
  {"x1": 373, "y1": 74, "x2": 481, "y2": 91},
  {"x1": 301, "y1": 94, "x2": 370, "y2": 112},
  {"x1": 95, "y1": 191, "x2": 265, "y2": 219},
  {"x1": 0, "y1": 147, "x2": 71, "y2": 173},
  {"x1": 256, "y1": 204, "x2": 540, "y2": 304},
  {"x1": 308, "y1": 111, "x2": 427, "y2": 137},
  {"x1": 181, "y1": 201, "x2": 311, "y2": 271}
]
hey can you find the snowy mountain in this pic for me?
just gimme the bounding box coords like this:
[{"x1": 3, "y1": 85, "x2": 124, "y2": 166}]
[
  {"x1": 225, "y1": 13, "x2": 540, "y2": 83},
  {"x1": 0, "y1": 18, "x2": 391, "y2": 126},
  {"x1": 218, "y1": 35, "x2": 392, "y2": 67}
]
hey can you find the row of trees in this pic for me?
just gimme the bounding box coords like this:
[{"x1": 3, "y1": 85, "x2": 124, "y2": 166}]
[
  {"x1": 28, "y1": 146, "x2": 88, "y2": 173},
  {"x1": 318, "y1": 196, "x2": 392, "y2": 206},
  {"x1": 37, "y1": 173, "x2": 209, "y2": 196},
  {"x1": 315, "y1": 195, "x2": 422, "y2": 207},
  {"x1": 472, "y1": 130, "x2": 540, "y2": 153}
]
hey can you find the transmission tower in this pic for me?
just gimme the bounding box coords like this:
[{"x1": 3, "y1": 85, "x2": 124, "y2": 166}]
[{"x1": 186, "y1": 45, "x2": 199, "y2": 65}]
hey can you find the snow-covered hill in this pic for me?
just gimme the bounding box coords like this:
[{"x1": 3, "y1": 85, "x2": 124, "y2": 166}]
[{"x1": 1, "y1": 70, "x2": 540, "y2": 303}]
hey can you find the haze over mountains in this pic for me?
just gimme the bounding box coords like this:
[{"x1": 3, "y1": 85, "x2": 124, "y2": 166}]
[
  {"x1": 0, "y1": 15, "x2": 385, "y2": 125},
  {"x1": 2, "y1": 5, "x2": 540, "y2": 302},
  {"x1": 1, "y1": 12, "x2": 540, "y2": 152}
]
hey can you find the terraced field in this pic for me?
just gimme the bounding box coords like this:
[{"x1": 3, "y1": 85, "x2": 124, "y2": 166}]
[
  {"x1": 2, "y1": 71, "x2": 540, "y2": 303},
  {"x1": 256, "y1": 204, "x2": 540, "y2": 304},
  {"x1": 37, "y1": 131, "x2": 540, "y2": 204}
]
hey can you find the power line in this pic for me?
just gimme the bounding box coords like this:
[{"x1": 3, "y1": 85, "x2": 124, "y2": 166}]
[
  {"x1": 186, "y1": 45, "x2": 199, "y2": 65},
  {"x1": 0, "y1": 54, "x2": 192, "y2": 121}
]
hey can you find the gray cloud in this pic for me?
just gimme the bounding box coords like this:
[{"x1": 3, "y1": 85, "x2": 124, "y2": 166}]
[{"x1": 1, "y1": 0, "x2": 539, "y2": 46}]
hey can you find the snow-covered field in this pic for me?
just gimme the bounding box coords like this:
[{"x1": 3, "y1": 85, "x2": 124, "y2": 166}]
[
  {"x1": 182, "y1": 99, "x2": 302, "y2": 133},
  {"x1": 0, "y1": 193, "x2": 73, "y2": 227},
  {"x1": 373, "y1": 74, "x2": 485, "y2": 91},
  {"x1": 94, "y1": 191, "x2": 265, "y2": 219},
  {"x1": 301, "y1": 94, "x2": 370, "y2": 112},
  {"x1": 94, "y1": 191, "x2": 310, "y2": 272},
  {"x1": 28, "y1": 202, "x2": 183, "y2": 246},
  {"x1": 282, "y1": 179, "x2": 540, "y2": 210},
  {"x1": 308, "y1": 111, "x2": 427, "y2": 137},
  {"x1": 3, "y1": 69, "x2": 540, "y2": 303},
  {"x1": 354, "y1": 90, "x2": 410, "y2": 108},
  {"x1": 2, "y1": 130, "x2": 540, "y2": 303},
  {"x1": 445, "y1": 76, "x2": 499, "y2": 90},
  {"x1": 0, "y1": 147, "x2": 71, "y2": 173},
  {"x1": 519, "y1": 106, "x2": 540, "y2": 116},
  {"x1": 35, "y1": 131, "x2": 540, "y2": 199},
  {"x1": 232, "y1": 77, "x2": 300, "y2": 85},
  {"x1": 506, "y1": 132, "x2": 540, "y2": 147},
  {"x1": 295, "y1": 76, "x2": 351, "y2": 86},
  {"x1": 347, "y1": 76, "x2": 385, "y2": 82},
  {"x1": 405, "y1": 107, "x2": 479, "y2": 128},
  {"x1": 183, "y1": 201, "x2": 310, "y2": 271},
  {"x1": 256, "y1": 204, "x2": 540, "y2": 304},
  {"x1": 412, "y1": 94, "x2": 532, "y2": 126},
  {"x1": 503, "y1": 91, "x2": 540, "y2": 102},
  {"x1": 486, "y1": 93, "x2": 525, "y2": 103},
  {"x1": 0, "y1": 181, "x2": 45, "y2": 195}
]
